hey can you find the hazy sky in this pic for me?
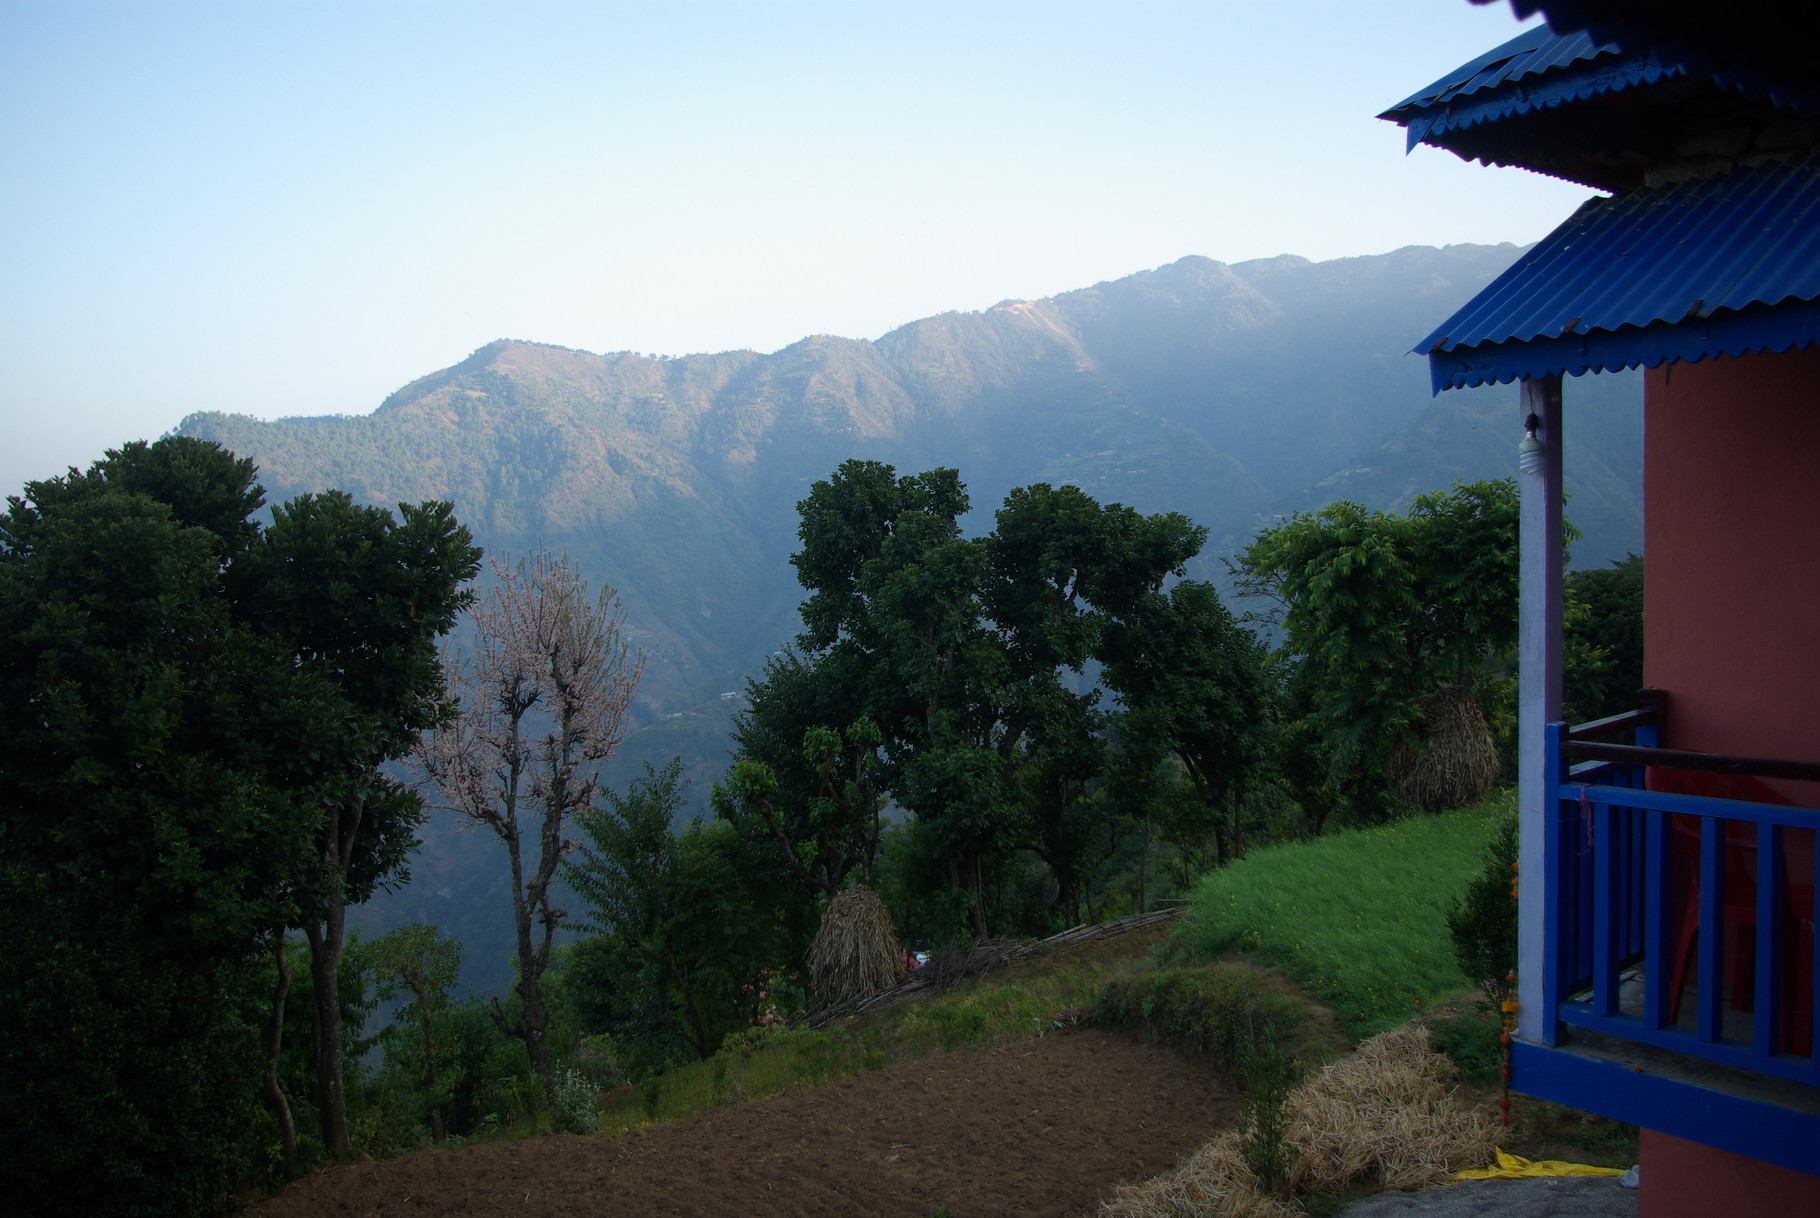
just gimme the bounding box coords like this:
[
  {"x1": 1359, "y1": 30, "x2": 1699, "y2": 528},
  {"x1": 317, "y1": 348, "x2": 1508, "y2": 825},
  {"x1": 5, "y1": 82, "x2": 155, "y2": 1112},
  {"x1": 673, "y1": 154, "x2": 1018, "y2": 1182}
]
[{"x1": 0, "y1": 0, "x2": 1589, "y2": 498}]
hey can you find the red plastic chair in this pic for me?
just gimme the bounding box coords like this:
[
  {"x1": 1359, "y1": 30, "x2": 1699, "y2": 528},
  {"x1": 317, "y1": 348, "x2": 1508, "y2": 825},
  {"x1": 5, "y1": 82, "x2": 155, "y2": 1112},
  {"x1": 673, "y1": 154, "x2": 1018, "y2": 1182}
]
[{"x1": 1649, "y1": 767, "x2": 1815, "y2": 1055}]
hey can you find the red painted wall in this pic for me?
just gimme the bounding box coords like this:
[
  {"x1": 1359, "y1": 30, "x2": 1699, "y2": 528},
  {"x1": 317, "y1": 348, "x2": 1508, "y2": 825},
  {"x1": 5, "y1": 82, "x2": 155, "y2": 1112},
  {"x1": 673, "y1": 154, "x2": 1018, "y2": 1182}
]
[
  {"x1": 1643, "y1": 347, "x2": 1820, "y2": 797},
  {"x1": 1640, "y1": 1129, "x2": 1820, "y2": 1217},
  {"x1": 1640, "y1": 348, "x2": 1820, "y2": 1206}
]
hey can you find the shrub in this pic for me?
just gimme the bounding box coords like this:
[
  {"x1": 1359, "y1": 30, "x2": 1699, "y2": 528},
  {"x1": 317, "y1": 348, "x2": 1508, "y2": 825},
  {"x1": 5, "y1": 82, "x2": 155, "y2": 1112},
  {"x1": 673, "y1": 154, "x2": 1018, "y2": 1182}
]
[
  {"x1": 1096, "y1": 963, "x2": 1314, "y2": 1075},
  {"x1": 548, "y1": 1068, "x2": 598, "y2": 1135},
  {"x1": 1447, "y1": 797, "x2": 1518, "y2": 1001},
  {"x1": 1428, "y1": 1008, "x2": 1503, "y2": 1085}
]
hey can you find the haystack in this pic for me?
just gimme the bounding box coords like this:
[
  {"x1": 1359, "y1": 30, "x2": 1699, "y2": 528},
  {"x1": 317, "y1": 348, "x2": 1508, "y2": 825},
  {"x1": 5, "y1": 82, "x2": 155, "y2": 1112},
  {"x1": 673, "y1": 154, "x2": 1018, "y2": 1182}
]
[
  {"x1": 1389, "y1": 684, "x2": 1500, "y2": 813},
  {"x1": 1282, "y1": 1023, "x2": 1495, "y2": 1194},
  {"x1": 1098, "y1": 1134, "x2": 1301, "y2": 1218},
  {"x1": 1099, "y1": 1023, "x2": 1494, "y2": 1217},
  {"x1": 808, "y1": 885, "x2": 906, "y2": 1005}
]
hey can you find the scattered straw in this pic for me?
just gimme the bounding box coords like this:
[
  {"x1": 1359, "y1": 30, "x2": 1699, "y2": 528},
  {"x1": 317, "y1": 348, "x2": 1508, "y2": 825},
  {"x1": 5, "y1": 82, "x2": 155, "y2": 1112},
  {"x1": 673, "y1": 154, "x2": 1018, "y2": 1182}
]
[
  {"x1": 1099, "y1": 1133, "x2": 1301, "y2": 1218},
  {"x1": 1284, "y1": 1022, "x2": 1494, "y2": 1193},
  {"x1": 807, "y1": 885, "x2": 906, "y2": 1005},
  {"x1": 1100, "y1": 1023, "x2": 1494, "y2": 1217}
]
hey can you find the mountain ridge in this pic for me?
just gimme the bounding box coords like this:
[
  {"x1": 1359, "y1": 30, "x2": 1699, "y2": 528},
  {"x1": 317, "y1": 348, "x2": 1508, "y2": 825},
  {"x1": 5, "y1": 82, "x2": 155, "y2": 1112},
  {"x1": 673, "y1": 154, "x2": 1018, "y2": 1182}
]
[{"x1": 178, "y1": 242, "x2": 1640, "y2": 721}]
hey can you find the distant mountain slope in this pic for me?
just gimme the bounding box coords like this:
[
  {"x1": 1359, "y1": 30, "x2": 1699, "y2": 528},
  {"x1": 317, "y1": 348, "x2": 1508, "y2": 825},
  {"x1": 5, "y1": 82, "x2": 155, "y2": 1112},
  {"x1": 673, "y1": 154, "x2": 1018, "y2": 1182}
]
[{"x1": 178, "y1": 242, "x2": 1641, "y2": 741}]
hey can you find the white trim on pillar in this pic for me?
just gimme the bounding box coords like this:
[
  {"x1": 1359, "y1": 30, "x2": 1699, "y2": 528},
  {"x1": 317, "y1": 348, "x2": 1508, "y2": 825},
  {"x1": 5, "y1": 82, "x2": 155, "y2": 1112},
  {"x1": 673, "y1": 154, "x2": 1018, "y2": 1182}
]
[{"x1": 1517, "y1": 374, "x2": 1563, "y2": 1045}]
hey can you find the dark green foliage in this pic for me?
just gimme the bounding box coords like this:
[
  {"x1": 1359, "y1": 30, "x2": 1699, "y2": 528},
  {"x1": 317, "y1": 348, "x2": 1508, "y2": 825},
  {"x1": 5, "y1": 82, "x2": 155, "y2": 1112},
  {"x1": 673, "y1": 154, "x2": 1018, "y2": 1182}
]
[
  {"x1": 738, "y1": 460, "x2": 1226, "y2": 939},
  {"x1": 1238, "y1": 1028, "x2": 1300, "y2": 1198},
  {"x1": 1428, "y1": 1009, "x2": 1505, "y2": 1085},
  {"x1": 1095, "y1": 963, "x2": 1314, "y2": 1073},
  {"x1": 235, "y1": 487, "x2": 479, "y2": 1153},
  {"x1": 0, "y1": 442, "x2": 312, "y2": 1215},
  {"x1": 715, "y1": 648, "x2": 887, "y2": 899},
  {"x1": 0, "y1": 437, "x2": 477, "y2": 1211},
  {"x1": 368, "y1": 925, "x2": 462, "y2": 1143},
  {"x1": 1447, "y1": 800, "x2": 1520, "y2": 1001},
  {"x1": 1563, "y1": 553, "x2": 1644, "y2": 725},
  {"x1": 874, "y1": 819, "x2": 979, "y2": 947},
  {"x1": 1235, "y1": 480, "x2": 1521, "y2": 815},
  {"x1": 257, "y1": 936, "x2": 379, "y2": 1166},
  {"x1": 375, "y1": 996, "x2": 530, "y2": 1139},
  {"x1": 1103, "y1": 579, "x2": 1273, "y2": 864},
  {"x1": 567, "y1": 761, "x2": 799, "y2": 1069},
  {"x1": 1, "y1": 870, "x2": 266, "y2": 1218}
]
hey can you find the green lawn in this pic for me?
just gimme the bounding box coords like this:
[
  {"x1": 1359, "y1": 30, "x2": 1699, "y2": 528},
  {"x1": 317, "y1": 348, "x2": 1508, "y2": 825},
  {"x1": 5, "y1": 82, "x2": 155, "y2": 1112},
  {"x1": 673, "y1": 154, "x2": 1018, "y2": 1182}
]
[{"x1": 1167, "y1": 791, "x2": 1509, "y2": 1039}]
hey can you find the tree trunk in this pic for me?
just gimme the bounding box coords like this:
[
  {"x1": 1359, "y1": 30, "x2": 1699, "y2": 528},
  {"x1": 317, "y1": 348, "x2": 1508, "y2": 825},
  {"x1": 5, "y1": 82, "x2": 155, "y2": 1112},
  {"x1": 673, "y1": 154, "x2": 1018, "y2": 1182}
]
[
  {"x1": 1231, "y1": 781, "x2": 1245, "y2": 861},
  {"x1": 407, "y1": 975, "x2": 445, "y2": 1145},
  {"x1": 951, "y1": 850, "x2": 987, "y2": 939},
  {"x1": 505, "y1": 815, "x2": 556, "y2": 1099},
  {"x1": 303, "y1": 786, "x2": 365, "y2": 1156},
  {"x1": 302, "y1": 914, "x2": 350, "y2": 1155},
  {"x1": 1054, "y1": 866, "x2": 1080, "y2": 929},
  {"x1": 264, "y1": 937, "x2": 302, "y2": 1181},
  {"x1": 1138, "y1": 811, "x2": 1150, "y2": 914}
]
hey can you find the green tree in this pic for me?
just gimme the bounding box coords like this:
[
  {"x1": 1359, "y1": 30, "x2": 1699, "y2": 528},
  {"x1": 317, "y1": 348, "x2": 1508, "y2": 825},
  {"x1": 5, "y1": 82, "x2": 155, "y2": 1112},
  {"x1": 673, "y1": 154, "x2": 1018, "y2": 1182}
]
[
  {"x1": 369, "y1": 924, "x2": 463, "y2": 1144},
  {"x1": 232, "y1": 489, "x2": 479, "y2": 1154},
  {"x1": 0, "y1": 438, "x2": 478, "y2": 1211},
  {"x1": 1102, "y1": 579, "x2": 1274, "y2": 866},
  {"x1": 0, "y1": 441, "x2": 315, "y2": 1214},
  {"x1": 416, "y1": 553, "x2": 642, "y2": 1101},
  {"x1": 1234, "y1": 481, "x2": 1520, "y2": 813},
  {"x1": 715, "y1": 648, "x2": 887, "y2": 899},
  {"x1": 567, "y1": 761, "x2": 792, "y2": 1066},
  {"x1": 746, "y1": 461, "x2": 1207, "y2": 938},
  {"x1": 1563, "y1": 553, "x2": 1644, "y2": 724}
]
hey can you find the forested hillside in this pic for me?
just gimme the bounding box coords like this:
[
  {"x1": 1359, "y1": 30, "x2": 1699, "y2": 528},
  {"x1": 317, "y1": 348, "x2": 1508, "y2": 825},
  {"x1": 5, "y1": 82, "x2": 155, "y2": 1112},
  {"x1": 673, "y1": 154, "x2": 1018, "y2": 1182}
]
[{"x1": 180, "y1": 244, "x2": 1641, "y2": 719}]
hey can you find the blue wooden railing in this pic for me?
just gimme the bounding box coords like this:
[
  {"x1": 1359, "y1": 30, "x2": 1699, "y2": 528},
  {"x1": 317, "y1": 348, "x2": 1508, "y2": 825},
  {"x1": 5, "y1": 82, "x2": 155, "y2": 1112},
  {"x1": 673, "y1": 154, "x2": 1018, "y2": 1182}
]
[{"x1": 1544, "y1": 707, "x2": 1820, "y2": 1087}]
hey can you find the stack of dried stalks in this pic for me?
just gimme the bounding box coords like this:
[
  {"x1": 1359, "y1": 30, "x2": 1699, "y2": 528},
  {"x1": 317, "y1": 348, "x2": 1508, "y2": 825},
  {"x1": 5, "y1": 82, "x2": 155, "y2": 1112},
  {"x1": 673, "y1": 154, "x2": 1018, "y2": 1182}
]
[
  {"x1": 807, "y1": 885, "x2": 906, "y2": 1005},
  {"x1": 1099, "y1": 1023, "x2": 1494, "y2": 1217},
  {"x1": 1390, "y1": 684, "x2": 1500, "y2": 813},
  {"x1": 1282, "y1": 1022, "x2": 1495, "y2": 1194},
  {"x1": 1100, "y1": 1136, "x2": 1302, "y2": 1218}
]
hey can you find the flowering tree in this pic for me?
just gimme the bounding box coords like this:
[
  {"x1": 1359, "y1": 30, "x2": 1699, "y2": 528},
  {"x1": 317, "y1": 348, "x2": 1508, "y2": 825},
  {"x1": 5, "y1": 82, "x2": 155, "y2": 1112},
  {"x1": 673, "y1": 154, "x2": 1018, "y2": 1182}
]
[{"x1": 417, "y1": 553, "x2": 641, "y2": 1096}]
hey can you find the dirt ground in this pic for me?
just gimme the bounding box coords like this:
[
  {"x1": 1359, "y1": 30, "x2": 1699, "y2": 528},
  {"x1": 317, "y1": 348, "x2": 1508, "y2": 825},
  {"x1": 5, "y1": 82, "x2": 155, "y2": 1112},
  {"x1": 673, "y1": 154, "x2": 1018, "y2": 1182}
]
[{"x1": 245, "y1": 1027, "x2": 1239, "y2": 1218}]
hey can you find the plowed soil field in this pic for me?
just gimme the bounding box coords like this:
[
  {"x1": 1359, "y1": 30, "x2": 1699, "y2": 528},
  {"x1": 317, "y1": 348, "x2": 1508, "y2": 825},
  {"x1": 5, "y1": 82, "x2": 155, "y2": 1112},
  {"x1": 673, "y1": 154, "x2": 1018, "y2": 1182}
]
[{"x1": 246, "y1": 1027, "x2": 1238, "y2": 1218}]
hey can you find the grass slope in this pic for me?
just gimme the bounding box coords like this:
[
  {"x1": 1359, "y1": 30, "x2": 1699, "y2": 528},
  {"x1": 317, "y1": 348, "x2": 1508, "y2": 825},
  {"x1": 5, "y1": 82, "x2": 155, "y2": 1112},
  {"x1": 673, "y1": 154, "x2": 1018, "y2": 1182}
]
[{"x1": 1167, "y1": 793, "x2": 1509, "y2": 1039}]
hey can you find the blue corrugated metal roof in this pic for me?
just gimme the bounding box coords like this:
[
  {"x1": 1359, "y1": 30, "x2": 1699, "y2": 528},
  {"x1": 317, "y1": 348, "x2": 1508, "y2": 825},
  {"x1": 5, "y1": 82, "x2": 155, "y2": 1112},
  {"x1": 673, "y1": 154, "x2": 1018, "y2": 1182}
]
[
  {"x1": 1420, "y1": 153, "x2": 1820, "y2": 392},
  {"x1": 1382, "y1": 25, "x2": 1819, "y2": 153},
  {"x1": 1381, "y1": 27, "x2": 1634, "y2": 150}
]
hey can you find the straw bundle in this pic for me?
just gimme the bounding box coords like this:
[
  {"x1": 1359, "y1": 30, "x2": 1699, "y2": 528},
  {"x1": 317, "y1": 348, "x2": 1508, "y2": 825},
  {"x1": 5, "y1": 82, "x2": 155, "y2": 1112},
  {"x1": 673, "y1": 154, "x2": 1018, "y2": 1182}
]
[
  {"x1": 807, "y1": 885, "x2": 906, "y2": 1004},
  {"x1": 1389, "y1": 684, "x2": 1500, "y2": 814},
  {"x1": 1282, "y1": 1023, "x2": 1495, "y2": 1194},
  {"x1": 1098, "y1": 1134, "x2": 1301, "y2": 1218},
  {"x1": 1099, "y1": 1023, "x2": 1493, "y2": 1217}
]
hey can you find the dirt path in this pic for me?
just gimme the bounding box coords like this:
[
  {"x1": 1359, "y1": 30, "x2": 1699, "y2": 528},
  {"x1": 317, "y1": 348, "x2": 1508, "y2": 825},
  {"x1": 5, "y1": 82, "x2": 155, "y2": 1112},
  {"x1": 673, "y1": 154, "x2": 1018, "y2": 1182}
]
[{"x1": 246, "y1": 1027, "x2": 1239, "y2": 1218}]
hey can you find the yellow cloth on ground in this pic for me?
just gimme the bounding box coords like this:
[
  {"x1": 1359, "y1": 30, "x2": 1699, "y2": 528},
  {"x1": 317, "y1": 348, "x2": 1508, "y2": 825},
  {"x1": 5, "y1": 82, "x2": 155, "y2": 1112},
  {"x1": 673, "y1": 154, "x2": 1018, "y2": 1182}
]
[{"x1": 1455, "y1": 1149, "x2": 1625, "y2": 1180}]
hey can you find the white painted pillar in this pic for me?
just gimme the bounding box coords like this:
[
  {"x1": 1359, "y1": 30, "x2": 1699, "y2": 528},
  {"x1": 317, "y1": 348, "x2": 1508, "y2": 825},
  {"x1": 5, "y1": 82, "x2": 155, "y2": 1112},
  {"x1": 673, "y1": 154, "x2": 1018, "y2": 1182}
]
[{"x1": 1517, "y1": 374, "x2": 1563, "y2": 1045}]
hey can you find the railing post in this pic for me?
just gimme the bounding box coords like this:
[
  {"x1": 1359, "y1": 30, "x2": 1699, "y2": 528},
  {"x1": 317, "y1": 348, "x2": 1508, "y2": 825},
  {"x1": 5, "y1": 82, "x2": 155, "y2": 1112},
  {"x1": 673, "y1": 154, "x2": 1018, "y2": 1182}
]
[
  {"x1": 1542, "y1": 721, "x2": 1566, "y2": 1045},
  {"x1": 1698, "y1": 817, "x2": 1725, "y2": 1042},
  {"x1": 1593, "y1": 800, "x2": 1619, "y2": 1017},
  {"x1": 1518, "y1": 375, "x2": 1564, "y2": 1044},
  {"x1": 1645, "y1": 803, "x2": 1672, "y2": 1028},
  {"x1": 1755, "y1": 821, "x2": 1782, "y2": 1054}
]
